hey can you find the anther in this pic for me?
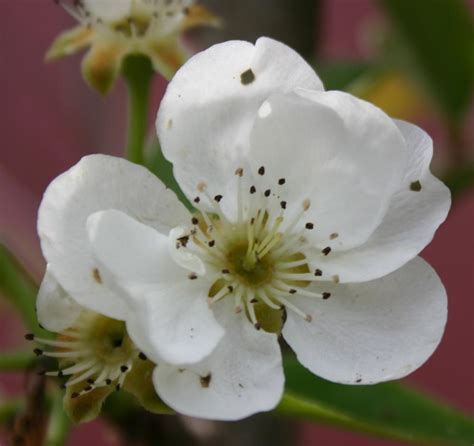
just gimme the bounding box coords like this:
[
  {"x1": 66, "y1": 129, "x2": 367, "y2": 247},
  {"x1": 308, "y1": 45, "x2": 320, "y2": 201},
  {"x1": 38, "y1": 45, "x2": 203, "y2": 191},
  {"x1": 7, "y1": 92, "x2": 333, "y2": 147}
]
[
  {"x1": 139, "y1": 352, "x2": 147, "y2": 360},
  {"x1": 314, "y1": 269, "x2": 322, "y2": 276},
  {"x1": 84, "y1": 386, "x2": 92, "y2": 392},
  {"x1": 120, "y1": 365, "x2": 129, "y2": 373},
  {"x1": 278, "y1": 178, "x2": 286, "y2": 185},
  {"x1": 235, "y1": 167, "x2": 244, "y2": 176},
  {"x1": 188, "y1": 273, "x2": 198, "y2": 280},
  {"x1": 191, "y1": 217, "x2": 199, "y2": 225},
  {"x1": 250, "y1": 186, "x2": 256, "y2": 194},
  {"x1": 289, "y1": 289, "x2": 297, "y2": 294},
  {"x1": 197, "y1": 181, "x2": 207, "y2": 192},
  {"x1": 87, "y1": 379, "x2": 95, "y2": 384},
  {"x1": 208, "y1": 240, "x2": 215, "y2": 247},
  {"x1": 227, "y1": 285, "x2": 234, "y2": 292},
  {"x1": 258, "y1": 166, "x2": 265, "y2": 175},
  {"x1": 330, "y1": 232, "x2": 339, "y2": 240},
  {"x1": 221, "y1": 269, "x2": 230, "y2": 274},
  {"x1": 24, "y1": 333, "x2": 35, "y2": 341},
  {"x1": 115, "y1": 384, "x2": 121, "y2": 391},
  {"x1": 264, "y1": 189, "x2": 271, "y2": 197},
  {"x1": 250, "y1": 298, "x2": 258, "y2": 304},
  {"x1": 105, "y1": 379, "x2": 112, "y2": 385},
  {"x1": 305, "y1": 222, "x2": 314, "y2": 230},
  {"x1": 254, "y1": 322, "x2": 261, "y2": 330},
  {"x1": 214, "y1": 195, "x2": 223, "y2": 202},
  {"x1": 71, "y1": 392, "x2": 80, "y2": 399},
  {"x1": 322, "y1": 292, "x2": 331, "y2": 300},
  {"x1": 194, "y1": 196, "x2": 200, "y2": 203},
  {"x1": 280, "y1": 201, "x2": 287, "y2": 209},
  {"x1": 304, "y1": 314, "x2": 313, "y2": 322},
  {"x1": 322, "y1": 247, "x2": 332, "y2": 256},
  {"x1": 33, "y1": 348, "x2": 43, "y2": 356}
]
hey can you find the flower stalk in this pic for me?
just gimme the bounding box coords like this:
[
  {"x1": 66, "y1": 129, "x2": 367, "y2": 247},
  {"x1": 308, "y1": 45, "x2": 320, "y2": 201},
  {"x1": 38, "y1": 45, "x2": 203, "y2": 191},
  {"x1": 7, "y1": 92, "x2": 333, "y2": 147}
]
[
  {"x1": 0, "y1": 352, "x2": 35, "y2": 372},
  {"x1": 123, "y1": 55, "x2": 154, "y2": 165}
]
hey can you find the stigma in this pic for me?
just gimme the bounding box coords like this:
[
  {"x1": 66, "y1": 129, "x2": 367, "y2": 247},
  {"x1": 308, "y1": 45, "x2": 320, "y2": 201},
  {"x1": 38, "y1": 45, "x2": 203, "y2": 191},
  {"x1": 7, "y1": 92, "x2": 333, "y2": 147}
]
[{"x1": 175, "y1": 166, "x2": 336, "y2": 329}]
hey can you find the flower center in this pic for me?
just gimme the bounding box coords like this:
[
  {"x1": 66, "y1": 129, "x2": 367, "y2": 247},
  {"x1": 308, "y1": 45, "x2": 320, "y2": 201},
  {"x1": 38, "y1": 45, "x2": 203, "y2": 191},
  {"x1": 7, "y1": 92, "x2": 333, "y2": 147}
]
[
  {"x1": 27, "y1": 313, "x2": 146, "y2": 398},
  {"x1": 176, "y1": 166, "x2": 335, "y2": 330},
  {"x1": 55, "y1": 0, "x2": 191, "y2": 40}
]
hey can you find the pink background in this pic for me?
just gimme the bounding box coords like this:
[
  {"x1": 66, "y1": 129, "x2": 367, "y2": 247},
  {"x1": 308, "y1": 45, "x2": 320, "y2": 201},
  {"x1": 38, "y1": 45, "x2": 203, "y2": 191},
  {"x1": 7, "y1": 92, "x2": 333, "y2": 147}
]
[{"x1": 1, "y1": 1, "x2": 473, "y2": 445}]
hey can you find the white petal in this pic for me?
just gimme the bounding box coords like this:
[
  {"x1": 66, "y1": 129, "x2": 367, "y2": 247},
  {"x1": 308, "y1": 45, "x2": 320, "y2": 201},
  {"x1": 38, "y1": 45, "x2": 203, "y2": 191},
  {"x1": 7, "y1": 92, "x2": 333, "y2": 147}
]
[
  {"x1": 87, "y1": 209, "x2": 224, "y2": 365},
  {"x1": 36, "y1": 266, "x2": 82, "y2": 333},
  {"x1": 156, "y1": 37, "x2": 323, "y2": 209},
  {"x1": 169, "y1": 226, "x2": 206, "y2": 276},
  {"x1": 315, "y1": 120, "x2": 451, "y2": 282},
  {"x1": 248, "y1": 90, "x2": 407, "y2": 249},
  {"x1": 83, "y1": 0, "x2": 132, "y2": 22},
  {"x1": 153, "y1": 300, "x2": 284, "y2": 420},
  {"x1": 38, "y1": 155, "x2": 188, "y2": 319},
  {"x1": 283, "y1": 257, "x2": 447, "y2": 384}
]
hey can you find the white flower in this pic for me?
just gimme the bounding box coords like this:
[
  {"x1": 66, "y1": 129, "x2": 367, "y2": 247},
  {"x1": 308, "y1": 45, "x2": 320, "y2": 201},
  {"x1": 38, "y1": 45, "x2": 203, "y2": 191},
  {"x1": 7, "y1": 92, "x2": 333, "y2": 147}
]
[
  {"x1": 38, "y1": 37, "x2": 450, "y2": 421},
  {"x1": 46, "y1": 0, "x2": 220, "y2": 93}
]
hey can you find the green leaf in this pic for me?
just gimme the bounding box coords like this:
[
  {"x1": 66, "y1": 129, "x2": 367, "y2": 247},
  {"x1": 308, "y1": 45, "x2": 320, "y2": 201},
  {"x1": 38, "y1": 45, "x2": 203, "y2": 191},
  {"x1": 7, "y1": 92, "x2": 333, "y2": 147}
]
[
  {"x1": 0, "y1": 244, "x2": 49, "y2": 337},
  {"x1": 380, "y1": 0, "x2": 474, "y2": 122},
  {"x1": 317, "y1": 61, "x2": 371, "y2": 91},
  {"x1": 279, "y1": 358, "x2": 474, "y2": 445},
  {"x1": 145, "y1": 137, "x2": 193, "y2": 210}
]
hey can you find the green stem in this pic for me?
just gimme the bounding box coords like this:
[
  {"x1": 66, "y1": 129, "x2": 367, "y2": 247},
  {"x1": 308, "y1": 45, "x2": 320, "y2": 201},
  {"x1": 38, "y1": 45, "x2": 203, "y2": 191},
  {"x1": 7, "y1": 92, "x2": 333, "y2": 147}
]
[
  {"x1": 0, "y1": 352, "x2": 36, "y2": 371},
  {"x1": 122, "y1": 55, "x2": 154, "y2": 165},
  {"x1": 45, "y1": 391, "x2": 70, "y2": 446}
]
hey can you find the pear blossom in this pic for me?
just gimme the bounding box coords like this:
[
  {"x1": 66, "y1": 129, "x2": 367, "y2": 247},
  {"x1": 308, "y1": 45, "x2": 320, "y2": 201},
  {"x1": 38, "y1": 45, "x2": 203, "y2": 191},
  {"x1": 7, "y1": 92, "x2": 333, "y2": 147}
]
[
  {"x1": 46, "y1": 0, "x2": 220, "y2": 93},
  {"x1": 30, "y1": 266, "x2": 168, "y2": 422},
  {"x1": 38, "y1": 37, "x2": 450, "y2": 421}
]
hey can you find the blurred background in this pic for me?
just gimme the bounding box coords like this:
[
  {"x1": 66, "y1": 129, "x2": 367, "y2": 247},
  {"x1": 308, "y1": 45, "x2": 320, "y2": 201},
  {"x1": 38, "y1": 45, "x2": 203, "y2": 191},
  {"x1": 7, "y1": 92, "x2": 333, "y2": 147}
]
[{"x1": 1, "y1": 0, "x2": 473, "y2": 445}]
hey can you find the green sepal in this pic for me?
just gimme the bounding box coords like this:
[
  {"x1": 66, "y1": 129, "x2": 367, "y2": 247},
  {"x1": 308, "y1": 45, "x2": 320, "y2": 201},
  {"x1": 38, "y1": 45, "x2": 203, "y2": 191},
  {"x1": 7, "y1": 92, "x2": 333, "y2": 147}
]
[
  {"x1": 63, "y1": 382, "x2": 115, "y2": 424},
  {"x1": 45, "y1": 26, "x2": 94, "y2": 61},
  {"x1": 123, "y1": 358, "x2": 173, "y2": 415},
  {"x1": 81, "y1": 41, "x2": 126, "y2": 95}
]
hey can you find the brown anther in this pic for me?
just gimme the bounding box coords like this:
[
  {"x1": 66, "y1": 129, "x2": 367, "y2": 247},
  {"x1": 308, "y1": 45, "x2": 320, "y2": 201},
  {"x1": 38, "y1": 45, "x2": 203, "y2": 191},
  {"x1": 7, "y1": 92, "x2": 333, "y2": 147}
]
[
  {"x1": 314, "y1": 269, "x2": 322, "y2": 276},
  {"x1": 254, "y1": 322, "x2": 261, "y2": 330},
  {"x1": 214, "y1": 194, "x2": 223, "y2": 202},
  {"x1": 303, "y1": 199, "x2": 311, "y2": 211},
  {"x1": 197, "y1": 181, "x2": 207, "y2": 192},
  {"x1": 139, "y1": 352, "x2": 147, "y2": 360},
  {"x1": 120, "y1": 365, "x2": 129, "y2": 373},
  {"x1": 105, "y1": 379, "x2": 112, "y2": 385},
  {"x1": 188, "y1": 273, "x2": 198, "y2": 280},
  {"x1": 221, "y1": 269, "x2": 230, "y2": 274},
  {"x1": 200, "y1": 373, "x2": 212, "y2": 388},
  {"x1": 322, "y1": 292, "x2": 331, "y2": 300},
  {"x1": 330, "y1": 232, "x2": 339, "y2": 240},
  {"x1": 280, "y1": 201, "x2": 287, "y2": 209},
  {"x1": 250, "y1": 185, "x2": 256, "y2": 194},
  {"x1": 240, "y1": 68, "x2": 256, "y2": 85},
  {"x1": 24, "y1": 333, "x2": 34, "y2": 341},
  {"x1": 289, "y1": 289, "x2": 297, "y2": 294},
  {"x1": 71, "y1": 392, "x2": 80, "y2": 399},
  {"x1": 264, "y1": 189, "x2": 271, "y2": 197},
  {"x1": 235, "y1": 167, "x2": 244, "y2": 177},
  {"x1": 250, "y1": 298, "x2": 258, "y2": 304},
  {"x1": 305, "y1": 314, "x2": 313, "y2": 322},
  {"x1": 332, "y1": 275, "x2": 340, "y2": 284},
  {"x1": 191, "y1": 217, "x2": 199, "y2": 225},
  {"x1": 194, "y1": 196, "x2": 200, "y2": 203},
  {"x1": 33, "y1": 348, "x2": 43, "y2": 356},
  {"x1": 305, "y1": 222, "x2": 314, "y2": 230},
  {"x1": 258, "y1": 166, "x2": 265, "y2": 175},
  {"x1": 322, "y1": 247, "x2": 332, "y2": 256},
  {"x1": 227, "y1": 285, "x2": 234, "y2": 292},
  {"x1": 92, "y1": 267, "x2": 102, "y2": 284},
  {"x1": 208, "y1": 240, "x2": 215, "y2": 247},
  {"x1": 278, "y1": 178, "x2": 286, "y2": 185}
]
